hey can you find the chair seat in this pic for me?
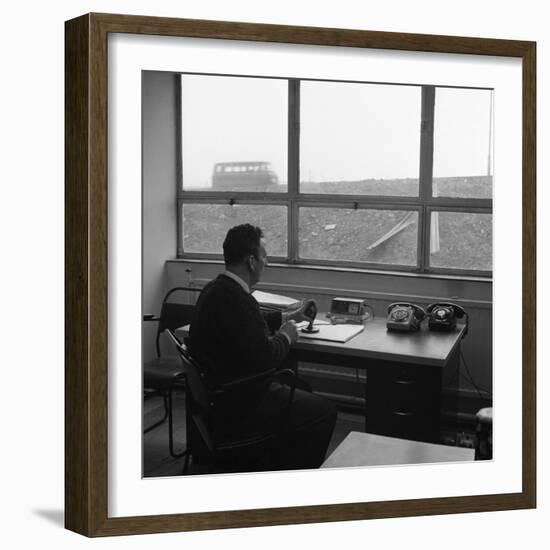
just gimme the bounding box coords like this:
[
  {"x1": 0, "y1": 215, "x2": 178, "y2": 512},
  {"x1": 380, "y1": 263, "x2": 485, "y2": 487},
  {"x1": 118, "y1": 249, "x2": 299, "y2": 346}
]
[{"x1": 144, "y1": 357, "x2": 185, "y2": 390}]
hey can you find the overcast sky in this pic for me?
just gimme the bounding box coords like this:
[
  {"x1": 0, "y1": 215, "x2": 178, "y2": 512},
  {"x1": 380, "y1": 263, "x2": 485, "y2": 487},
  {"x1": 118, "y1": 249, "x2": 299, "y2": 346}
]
[{"x1": 179, "y1": 74, "x2": 493, "y2": 188}]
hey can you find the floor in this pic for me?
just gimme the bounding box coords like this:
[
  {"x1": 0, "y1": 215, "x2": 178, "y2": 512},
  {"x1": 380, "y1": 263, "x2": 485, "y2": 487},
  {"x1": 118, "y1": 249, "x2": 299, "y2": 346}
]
[{"x1": 143, "y1": 389, "x2": 476, "y2": 478}]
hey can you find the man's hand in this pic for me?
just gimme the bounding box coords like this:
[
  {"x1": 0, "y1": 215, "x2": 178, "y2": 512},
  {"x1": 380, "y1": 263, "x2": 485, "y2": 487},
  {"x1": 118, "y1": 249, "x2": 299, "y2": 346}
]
[{"x1": 279, "y1": 320, "x2": 298, "y2": 345}]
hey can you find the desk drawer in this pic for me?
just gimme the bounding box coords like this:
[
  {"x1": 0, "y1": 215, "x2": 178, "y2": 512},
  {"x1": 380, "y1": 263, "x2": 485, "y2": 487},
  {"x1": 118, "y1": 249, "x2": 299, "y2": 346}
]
[
  {"x1": 365, "y1": 362, "x2": 443, "y2": 442},
  {"x1": 369, "y1": 363, "x2": 441, "y2": 384},
  {"x1": 367, "y1": 364, "x2": 441, "y2": 402}
]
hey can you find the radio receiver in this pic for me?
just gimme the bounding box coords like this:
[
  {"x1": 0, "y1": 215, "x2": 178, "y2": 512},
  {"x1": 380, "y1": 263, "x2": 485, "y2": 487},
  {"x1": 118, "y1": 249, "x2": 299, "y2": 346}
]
[{"x1": 327, "y1": 297, "x2": 373, "y2": 324}]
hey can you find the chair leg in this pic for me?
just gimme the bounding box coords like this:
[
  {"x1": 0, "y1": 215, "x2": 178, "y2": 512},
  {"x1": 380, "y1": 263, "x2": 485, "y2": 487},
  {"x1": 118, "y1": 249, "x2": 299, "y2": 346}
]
[
  {"x1": 168, "y1": 387, "x2": 187, "y2": 459},
  {"x1": 143, "y1": 392, "x2": 169, "y2": 433}
]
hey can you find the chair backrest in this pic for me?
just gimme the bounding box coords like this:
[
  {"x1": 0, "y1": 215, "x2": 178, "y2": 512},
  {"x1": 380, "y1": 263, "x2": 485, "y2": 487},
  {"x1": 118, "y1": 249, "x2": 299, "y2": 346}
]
[
  {"x1": 165, "y1": 329, "x2": 212, "y2": 414},
  {"x1": 156, "y1": 287, "x2": 201, "y2": 357},
  {"x1": 165, "y1": 328, "x2": 217, "y2": 451}
]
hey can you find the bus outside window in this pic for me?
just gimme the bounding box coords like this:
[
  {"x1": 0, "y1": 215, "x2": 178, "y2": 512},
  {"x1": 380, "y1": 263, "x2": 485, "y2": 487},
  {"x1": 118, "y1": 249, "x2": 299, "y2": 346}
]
[{"x1": 212, "y1": 161, "x2": 279, "y2": 190}]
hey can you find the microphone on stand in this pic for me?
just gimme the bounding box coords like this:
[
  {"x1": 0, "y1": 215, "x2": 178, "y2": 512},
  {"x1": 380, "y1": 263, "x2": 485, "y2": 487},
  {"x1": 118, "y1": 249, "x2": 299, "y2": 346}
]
[{"x1": 300, "y1": 301, "x2": 320, "y2": 334}]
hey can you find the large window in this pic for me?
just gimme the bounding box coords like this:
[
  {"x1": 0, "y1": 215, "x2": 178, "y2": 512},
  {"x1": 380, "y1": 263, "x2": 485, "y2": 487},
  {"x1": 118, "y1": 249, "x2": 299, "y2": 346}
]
[{"x1": 177, "y1": 74, "x2": 493, "y2": 276}]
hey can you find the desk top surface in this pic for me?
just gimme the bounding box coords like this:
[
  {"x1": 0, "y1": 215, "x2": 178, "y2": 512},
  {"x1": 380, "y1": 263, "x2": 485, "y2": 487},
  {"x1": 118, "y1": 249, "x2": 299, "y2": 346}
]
[
  {"x1": 321, "y1": 431, "x2": 475, "y2": 469},
  {"x1": 176, "y1": 316, "x2": 464, "y2": 368},
  {"x1": 293, "y1": 317, "x2": 464, "y2": 367}
]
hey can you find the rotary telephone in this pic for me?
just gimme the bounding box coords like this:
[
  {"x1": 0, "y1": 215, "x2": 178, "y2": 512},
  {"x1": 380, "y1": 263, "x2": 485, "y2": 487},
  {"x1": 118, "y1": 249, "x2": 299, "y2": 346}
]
[
  {"x1": 386, "y1": 303, "x2": 426, "y2": 332},
  {"x1": 426, "y1": 303, "x2": 468, "y2": 334}
]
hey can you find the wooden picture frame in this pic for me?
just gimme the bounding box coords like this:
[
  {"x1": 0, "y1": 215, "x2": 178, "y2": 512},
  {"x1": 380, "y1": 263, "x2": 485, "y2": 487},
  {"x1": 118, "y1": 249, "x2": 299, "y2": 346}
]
[{"x1": 65, "y1": 12, "x2": 536, "y2": 537}]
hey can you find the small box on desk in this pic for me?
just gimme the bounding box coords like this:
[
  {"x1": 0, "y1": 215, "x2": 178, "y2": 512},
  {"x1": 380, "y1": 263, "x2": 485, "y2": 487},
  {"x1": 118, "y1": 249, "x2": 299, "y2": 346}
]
[{"x1": 327, "y1": 297, "x2": 372, "y2": 324}]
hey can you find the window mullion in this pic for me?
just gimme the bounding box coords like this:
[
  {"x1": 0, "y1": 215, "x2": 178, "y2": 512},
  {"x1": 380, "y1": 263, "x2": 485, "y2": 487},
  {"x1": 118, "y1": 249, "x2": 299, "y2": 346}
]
[
  {"x1": 419, "y1": 86, "x2": 435, "y2": 271},
  {"x1": 288, "y1": 79, "x2": 300, "y2": 262}
]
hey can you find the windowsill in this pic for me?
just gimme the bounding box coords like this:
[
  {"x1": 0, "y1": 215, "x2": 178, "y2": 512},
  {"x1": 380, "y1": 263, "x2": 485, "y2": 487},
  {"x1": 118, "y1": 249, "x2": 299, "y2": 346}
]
[{"x1": 166, "y1": 257, "x2": 493, "y2": 284}]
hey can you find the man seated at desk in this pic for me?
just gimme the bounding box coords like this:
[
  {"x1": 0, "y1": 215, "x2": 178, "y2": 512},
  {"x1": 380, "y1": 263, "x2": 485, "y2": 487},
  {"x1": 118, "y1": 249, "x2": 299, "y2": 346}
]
[{"x1": 189, "y1": 223, "x2": 337, "y2": 470}]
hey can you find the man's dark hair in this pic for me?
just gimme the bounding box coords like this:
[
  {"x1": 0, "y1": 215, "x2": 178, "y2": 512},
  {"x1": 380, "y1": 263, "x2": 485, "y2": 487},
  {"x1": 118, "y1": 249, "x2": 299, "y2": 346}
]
[{"x1": 223, "y1": 224, "x2": 264, "y2": 266}]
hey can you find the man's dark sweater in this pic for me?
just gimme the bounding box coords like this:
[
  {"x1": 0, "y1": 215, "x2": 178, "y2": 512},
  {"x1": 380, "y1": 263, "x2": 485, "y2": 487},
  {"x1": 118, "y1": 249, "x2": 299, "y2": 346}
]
[
  {"x1": 189, "y1": 272, "x2": 337, "y2": 469},
  {"x1": 189, "y1": 273, "x2": 290, "y2": 423}
]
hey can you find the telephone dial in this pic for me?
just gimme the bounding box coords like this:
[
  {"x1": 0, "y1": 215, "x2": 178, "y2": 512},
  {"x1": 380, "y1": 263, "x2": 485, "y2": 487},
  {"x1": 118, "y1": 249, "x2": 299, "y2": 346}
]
[
  {"x1": 426, "y1": 303, "x2": 468, "y2": 334},
  {"x1": 386, "y1": 303, "x2": 426, "y2": 332}
]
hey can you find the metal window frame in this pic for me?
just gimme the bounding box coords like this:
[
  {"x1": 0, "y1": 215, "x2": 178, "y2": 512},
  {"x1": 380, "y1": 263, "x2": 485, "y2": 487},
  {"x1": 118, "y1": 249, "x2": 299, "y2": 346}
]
[{"x1": 176, "y1": 74, "x2": 493, "y2": 277}]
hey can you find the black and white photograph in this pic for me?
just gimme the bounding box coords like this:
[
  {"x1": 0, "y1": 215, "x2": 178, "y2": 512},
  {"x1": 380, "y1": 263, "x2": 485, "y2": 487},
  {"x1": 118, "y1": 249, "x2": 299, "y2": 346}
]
[
  {"x1": 4, "y1": 0, "x2": 545, "y2": 546},
  {"x1": 142, "y1": 70, "x2": 494, "y2": 478}
]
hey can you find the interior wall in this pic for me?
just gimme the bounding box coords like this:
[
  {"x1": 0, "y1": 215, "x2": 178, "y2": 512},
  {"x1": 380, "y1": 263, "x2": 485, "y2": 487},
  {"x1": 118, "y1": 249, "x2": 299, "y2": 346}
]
[{"x1": 142, "y1": 71, "x2": 178, "y2": 362}]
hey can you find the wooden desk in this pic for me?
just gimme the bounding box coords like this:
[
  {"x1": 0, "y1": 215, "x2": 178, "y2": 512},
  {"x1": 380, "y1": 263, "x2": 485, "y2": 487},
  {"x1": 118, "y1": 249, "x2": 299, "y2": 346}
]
[
  {"x1": 321, "y1": 431, "x2": 474, "y2": 469},
  {"x1": 176, "y1": 317, "x2": 465, "y2": 443},
  {"x1": 291, "y1": 318, "x2": 465, "y2": 443}
]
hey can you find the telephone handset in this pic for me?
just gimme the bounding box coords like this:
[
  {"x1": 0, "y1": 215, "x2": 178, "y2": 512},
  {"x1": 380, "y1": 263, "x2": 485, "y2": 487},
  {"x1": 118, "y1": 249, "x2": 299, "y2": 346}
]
[
  {"x1": 426, "y1": 303, "x2": 468, "y2": 334},
  {"x1": 386, "y1": 303, "x2": 426, "y2": 332}
]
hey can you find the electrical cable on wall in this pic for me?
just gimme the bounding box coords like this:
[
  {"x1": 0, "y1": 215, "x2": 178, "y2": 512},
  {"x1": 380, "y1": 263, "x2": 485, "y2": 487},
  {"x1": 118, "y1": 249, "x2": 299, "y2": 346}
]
[
  {"x1": 460, "y1": 350, "x2": 491, "y2": 400},
  {"x1": 443, "y1": 350, "x2": 491, "y2": 404}
]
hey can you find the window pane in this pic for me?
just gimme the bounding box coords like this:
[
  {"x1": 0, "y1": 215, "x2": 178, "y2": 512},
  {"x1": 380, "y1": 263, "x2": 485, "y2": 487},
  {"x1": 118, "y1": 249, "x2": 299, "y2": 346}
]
[
  {"x1": 429, "y1": 212, "x2": 492, "y2": 271},
  {"x1": 300, "y1": 81, "x2": 421, "y2": 196},
  {"x1": 433, "y1": 88, "x2": 493, "y2": 199},
  {"x1": 180, "y1": 75, "x2": 287, "y2": 192},
  {"x1": 299, "y1": 207, "x2": 418, "y2": 265},
  {"x1": 182, "y1": 204, "x2": 287, "y2": 256}
]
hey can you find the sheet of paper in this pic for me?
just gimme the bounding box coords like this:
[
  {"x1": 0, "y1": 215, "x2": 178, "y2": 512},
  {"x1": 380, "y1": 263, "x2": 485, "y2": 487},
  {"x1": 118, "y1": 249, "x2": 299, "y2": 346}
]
[
  {"x1": 252, "y1": 290, "x2": 301, "y2": 310},
  {"x1": 298, "y1": 323, "x2": 364, "y2": 343},
  {"x1": 295, "y1": 320, "x2": 331, "y2": 328}
]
